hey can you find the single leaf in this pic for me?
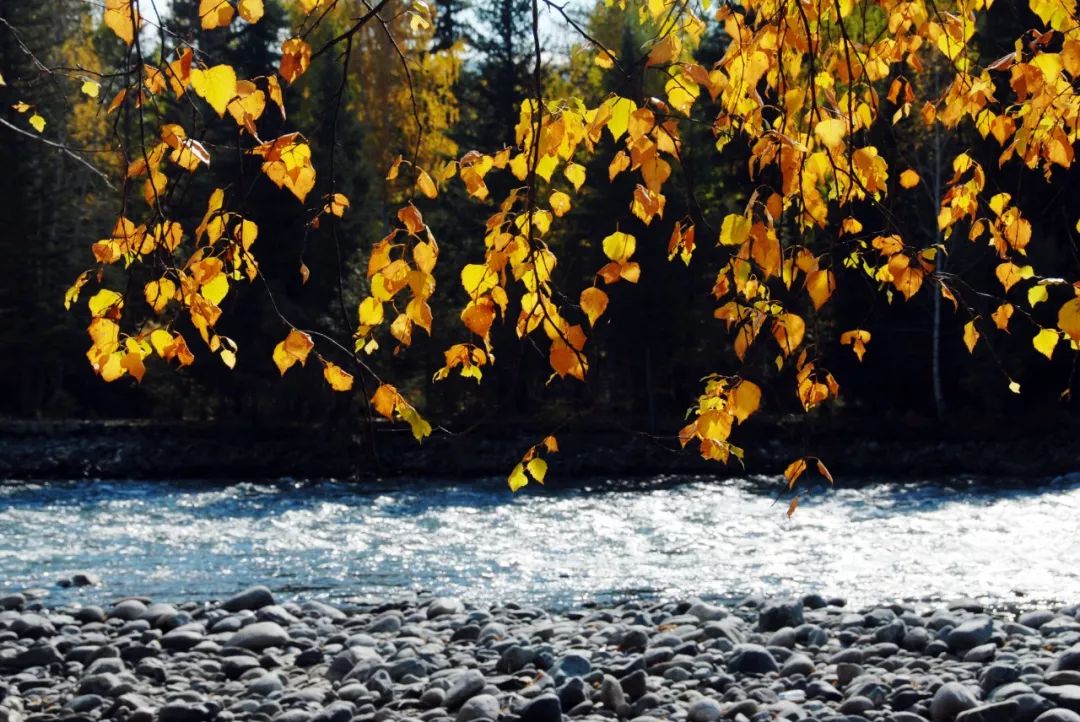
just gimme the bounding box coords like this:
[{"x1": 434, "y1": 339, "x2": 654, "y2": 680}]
[
  {"x1": 602, "y1": 231, "x2": 636, "y2": 262},
  {"x1": 806, "y1": 269, "x2": 836, "y2": 310},
  {"x1": 508, "y1": 463, "x2": 529, "y2": 492},
  {"x1": 280, "y1": 38, "x2": 311, "y2": 84},
  {"x1": 81, "y1": 80, "x2": 100, "y2": 98},
  {"x1": 28, "y1": 114, "x2": 45, "y2": 133},
  {"x1": 719, "y1": 213, "x2": 751, "y2": 246},
  {"x1": 1033, "y1": 328, "x2": 1059, "y2": 360},
  {"x1": 580, "y1": 287, "x2": 608, "y2": 326},
  {"x1": 784, "y1": 458, "x2": 807, "y2": 489},
  {"x1": 526, "y1": 457, "x2": 548, "y2": 484},
  {"x1": 190, "y1": 65, "x2": 237, "y2": 117},
  {"x1": 816, "y1": 459, "x2": 834, "y2": 484},
  {"x1": 323, "y1": 361, "x2": 354, "y2": 391},
  {"x1": 104, "y1": 0, "x2": 139, "y2": 44},
  {"x1": 730, "y1": 380, "x2": 761, "y2": 424},
  {"x1": 238, "y1": 0, "x2": 265, "y2": 22},
  {"x1": 787, "y1": 495, "x2": 799, "y2": 519},
  {"x1": 1059, "y1": 298, "x2": 1080, "y2": 340},
  {"x1": 899, "y1": 169, "x2": 921, "y2": 188},
  {"x1": 963, "y1": 320, "x2": 980, "y2": 353}
]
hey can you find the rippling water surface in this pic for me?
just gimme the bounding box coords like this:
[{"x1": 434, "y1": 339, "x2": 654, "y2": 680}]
[{"x1": 1, "y1": 475, "x2": 1078, "y2": 609}]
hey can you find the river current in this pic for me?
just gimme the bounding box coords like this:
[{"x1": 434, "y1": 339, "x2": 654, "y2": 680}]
[{"x1": 1, "y1": 475, "x2": 1078, "y2": 609}]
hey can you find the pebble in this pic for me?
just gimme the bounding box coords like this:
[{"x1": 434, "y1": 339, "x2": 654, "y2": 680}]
[{"x1": 2, "y1": 590, "x2": 1079, "y2": 722}]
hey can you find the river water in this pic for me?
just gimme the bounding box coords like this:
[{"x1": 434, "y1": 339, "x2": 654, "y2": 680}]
[{"x1": 1, "y1": 475, "x2": 1078, "y2": 610}]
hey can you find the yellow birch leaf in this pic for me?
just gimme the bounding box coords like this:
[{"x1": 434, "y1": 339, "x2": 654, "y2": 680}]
[
  {"x1": 991, "y1": 303, "x2": 1013, "y2": 331},
  {"x1": 526, "y1": 457, "x2": 548, "y2": 484},
  {"x1": 806, "y1": 269, "x2": 835, "y2": 310},
  {"x1": 730, "y1": 380, "x2": 761, "y2": 424},
  {"x1": 564, "y1": 162, "x2": 586, "y2": 190},
  {"x1": 602, "y1": 231, "x2": 635, "y2": 262},
  {"x1": 238, "y1": 0, "x2": 265, "y2": 22},
  {"x1": 1033, "y1": 328, "x2": 1059, "y2": 360},
  {"x1": 1028, "y1": 285, "x2": 1049, "y2": 308},
  {"x1": 417, "y1": 169, "x2": 438, "y2": 199},
  {"x1": 1058, "y1": 298, "x2": 1080, "y2": 340},
  {"x1": 272, "y1": 328, "x2": 313, "y2": 375},
  {"x1": 963, "y1": 320, "x2": 980, "y2": 353},
  {"x1": 719, "y1": 213, "x2": 751, "y2": 246},
  {"x1": 88, "y1": 289, "x2": 123, "y2": 317},
  {"x1": 81, "y1": 81, "x2": 100, "y2": 98},
  {"x1": 508, "y1": 463, "x2": 529, "y2": 492},
  {"x1": 104, "y1": 0, "x2": 139, "y2": 45},
  {"x1": 199, "y1": 0, "x2": 234, "y2": 29},
  {"x1": 323, "y1": 361, "x2": 354, "y2": 391},
  {"x1": 814, "y1": 118, "x2": 846, "y2": 149},
  {"x1": 550, "y1": 191, "x2": 571, "y2": 217},
  {"x1": 190, "y1": 65, "x2": 237, "y2": 117},
  {"x1": 580, "y1": 287, "x2": 609, "y2": 326},
  {"x1": 899, "y1": 169, "x2": 921, "y2": 188},
  {"x1": 28, "y1": 114, "x2": 45, "y2": 133},
  {"x1": 280, "y1": 38, "x2": 311, "y2": 84},
  {"x1": 784, "y1": 458, "x2": 807, "y2": 489}
]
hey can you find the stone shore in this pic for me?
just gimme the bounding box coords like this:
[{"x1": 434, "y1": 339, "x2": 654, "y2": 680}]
[{"x1": 3, "y1": 588, "x2": 1080, "y2": 722}]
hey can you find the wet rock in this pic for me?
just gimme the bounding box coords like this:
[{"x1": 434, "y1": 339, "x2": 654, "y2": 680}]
[
  {"x1": 948, "y1": 618, "x2": 993, "y2": 652},
  {"x1": 521, "y1": 695, "x2": 562, "y2": 722},
  {"x1": 428, "y1": 598, "x2": 465, "y2": 619},
  {"x1": 456, "y1": 694, "x2": 499, "y2": 722},
  {"x1": 223, "y1": 585, "x2": 275, "y2": 612},
  {"x1": 931, "y1": 682, "x2": 979, "y2": 722},
  {"x1": 728, "y1": 644, "x2": 779, "y2": 674},
  {"x1": 759, "y1": 600, "x2": 804, "y2": 632},
  {"x1": 227, "y1": 621, "x2": 289, "y2": 650}
]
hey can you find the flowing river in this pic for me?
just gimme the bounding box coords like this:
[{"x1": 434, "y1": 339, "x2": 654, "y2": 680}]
[{"x1": 1, "y1": 474, "x2": 1078, "y2": 609}]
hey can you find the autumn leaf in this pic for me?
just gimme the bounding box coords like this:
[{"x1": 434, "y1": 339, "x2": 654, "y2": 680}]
[
  {"x1": 787, "y1": 496, "x2": 799, "y2": 519},
  {"x1": 526, "y1": 457, "x2": 548, "y2": 484},
  {"x1": 81, "y1": 80, "x2": 100, "y2": 98},
  {"x1": 280, "y1": 38, "x2": 311, "y2": 84},
  {"x1": 104, "y1": 0, "x2": 140, "y2": 44},
  {"x1": 1033, "y1": 328, "x2": 1058, "y2": 360},
  {"x1": 899, "y1": 169, "x2": 921, "y2": 188},
  {"x1": 729, "y1": 380, "x2": 761, "y2": 424},
  {"x1": 508, "y1": 463, "x2": 528, "y2": 492},
  {"x1": 190, "y1": 65, "x2": 237, "y2": 118},
  {"x1": 963, "y1": 320, "x2": 980, "y2": 353},
  {"x1": 806, "y1": 269, "x2": 836, "y2": 310},
  {"x1": 1059, "y1": 298, "x2": 1080, "y2": 340},
  {"x1": 238, "y1": 0, "x2": 265, "y2": 23},
  {"x1": 784, "y1": 458, "x2": 807, "y2": 489},
  {"x1": 28, "y1": 114, "x2": 45, "y2": 133},
  {"x1": 601, "y1": 231, "x2": 635, "y2": 262},
  {"x1": 840, "y1": 329, "x2": 871, "y2": 361},
  {"x1": 272, "y1": 329, "x2": 314, "y2": 375},
  {"x1": 322, "y1": 361, "x2": 354, "y2": 391},
  {"x1": 816, "y1": 459, "x2": 834, "y2": 484},
  {"x1": 719, "y1": 213, "x2": 751, "y2": 246},
  {"x1": 580, "y1": 287, "x2": 608, "y2": 326},
  {"x1": 199, "y1": 0, "x2": 234, "y2": 29}
]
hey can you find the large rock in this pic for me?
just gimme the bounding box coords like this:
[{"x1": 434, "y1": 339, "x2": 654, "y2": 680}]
[
  {"x1": 947, "y1": 617, "x2": 993, "y2": 652},
  {"x1": 226, "y1": 621, "x2": 289, "y2": 650},
  {"x1": 222, "y1": 585, "x2": 274, "y2": 612},
  {"x1": 1040, "y1": 686, "x2": 1080, "y2": 714},
  {"x1": 931, "y1": 682, "x2": 979, "y2": 722},
  {"x1": 1035, "y1": 711, "x2": 1080, "y2": 722},
  {"x1": 311, "y1": 701, "x2": 355, "y2": 722},
  {"x1": 521, "y1": 695, "x2": 562, "y2": 722},
  {"x1": 727, "y1": 644, "x2": 779, "y2": 674},
  {"x1": 445, "y1": 669, "x2": 486, "y2": 710},
  {"x1": 686, "y1": 699, "x2": 723, "y2": 722},
  {"x1": 427, "y1": 597, "x2": 465, "y2": 619},
  {"x1": 108, "y1": 599, "x2": 148, "y2": 621},
  {"x1": 10, "y1": 643, "x2": 62, "y2": 669},
  {"x1": 457, "y1": 694, "x2": 500, "y2": 722},
  {"x1": 955, "y1": 700, "x2": 1018, "y2": 722},
  {"x1": 758, "y1": 600, "x2": 804, "y2": 632}
]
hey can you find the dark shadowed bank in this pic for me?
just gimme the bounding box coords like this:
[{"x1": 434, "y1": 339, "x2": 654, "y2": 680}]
[{"x1": 0, "y1": 411, "x2": 1077, "y2": 482}]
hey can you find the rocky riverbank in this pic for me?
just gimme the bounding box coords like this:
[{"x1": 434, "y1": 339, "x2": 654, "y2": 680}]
[{"x1": 2, "y1": 590, "x2": 1080, "y2": 722}]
